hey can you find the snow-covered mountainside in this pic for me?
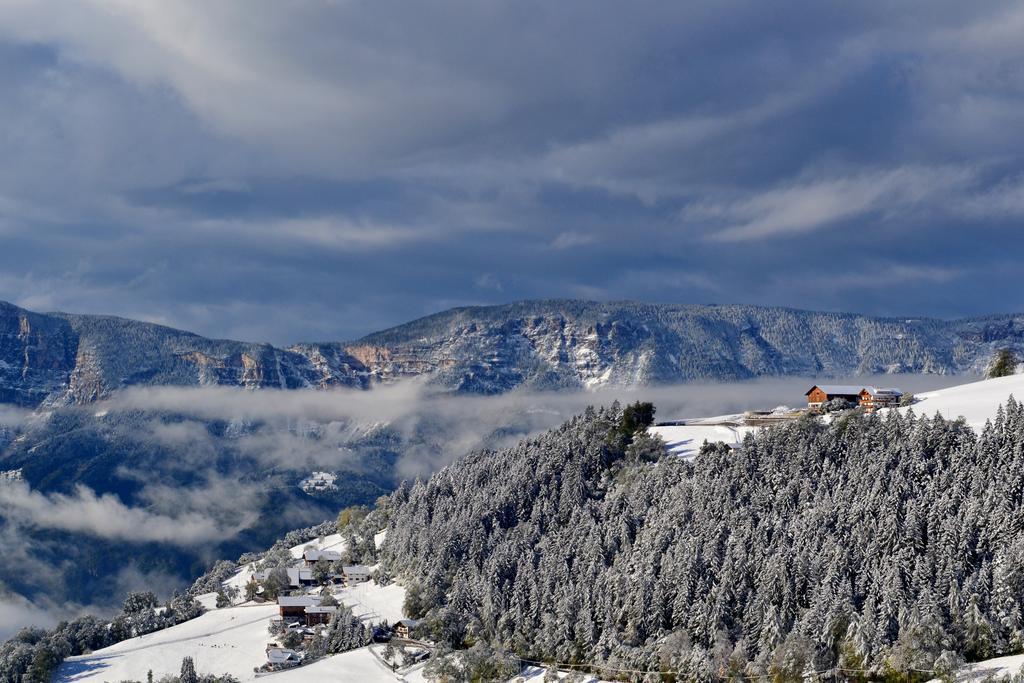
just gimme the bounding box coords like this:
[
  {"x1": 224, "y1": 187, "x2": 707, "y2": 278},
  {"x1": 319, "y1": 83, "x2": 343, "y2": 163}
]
[
  {"x1": 371, "y1": 375, "x2": 1024, "y2": 678},
  {"x1": 5, "y1": 299, "x2": 1024, "y2": 406}
]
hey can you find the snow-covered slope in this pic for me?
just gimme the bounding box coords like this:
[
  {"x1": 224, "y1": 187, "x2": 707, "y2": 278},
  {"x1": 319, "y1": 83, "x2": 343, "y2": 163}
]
[
  {"x1": 961, "y1": 653, "x2": 1024, "y2": 681},
  {"x1": 55, "y1": 531, "x2": 411, "y2": 683},
  {"x1": 55, "y1": 375, "x2": 1024, "y2": 682},
  {"x1": 896, "y1": 373, "x2": 1024, "y2": 429},
  {"x1": 651, "y1": 375, "x2": 1024, "y2": 458},
  {"x1": 58, "y1": 604, "x2": 279, "y2": 682},
  {"x1": 650, "y1": 416, "x2": 754, "y2": 457}
]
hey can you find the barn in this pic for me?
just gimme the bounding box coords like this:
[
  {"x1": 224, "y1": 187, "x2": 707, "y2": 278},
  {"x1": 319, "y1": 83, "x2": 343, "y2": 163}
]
[{"x1": 805, "y1": 385, "x2": 863, "y2": 409}]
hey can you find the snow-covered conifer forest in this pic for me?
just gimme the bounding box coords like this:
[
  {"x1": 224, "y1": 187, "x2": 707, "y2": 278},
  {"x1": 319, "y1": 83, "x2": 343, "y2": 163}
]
[{"x1": 375, "y1": 401, "x2": 1024, "y2": 677}]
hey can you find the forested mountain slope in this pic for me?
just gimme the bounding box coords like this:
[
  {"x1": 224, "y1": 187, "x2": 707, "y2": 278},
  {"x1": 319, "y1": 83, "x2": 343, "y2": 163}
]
[
  {"x1": 377, "y1": 400, "x2": 1024, "y2": 677},
  {"x1": 4, "y1": 298, "x2": 1024, "y2": 406}
]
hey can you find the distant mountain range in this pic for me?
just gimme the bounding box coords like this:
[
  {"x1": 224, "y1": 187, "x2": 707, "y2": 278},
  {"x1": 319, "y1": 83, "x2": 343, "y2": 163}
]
[{"x1": 4, "y1": 299, "x2": 1024, "y2": 406}]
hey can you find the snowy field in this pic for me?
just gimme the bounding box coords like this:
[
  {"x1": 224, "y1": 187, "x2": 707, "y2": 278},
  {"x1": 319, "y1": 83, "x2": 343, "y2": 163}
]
[
  {"x1": 955, "y1": 653, "x2": 1024, "y2": 681},
  {"x1": 651, "y1": 415, "x2": 754, "y2": 457},
  {"x1": 289, "y1": 532, "x2": 345, "y2": 559},
  {"x1": 271, "y1": 646, "x2": 399, "y2": 682},
  {"x1": 55, "y1": 578, "x2": 409, "y2": 682},
  {"x1": 57, "y1": 604, "x2": 279, "y2": 682},
  {"x1": 338, "y1": 580, "x2": 406, "y2": 624},
  {"x1": 55, "y1": 529, "x2": 409, "y2": 683},
  {"x1": 894, "y1": 372, "x2": 1024, "y2": 430},
  {"x1": 652, "y1": 374, "x2": 1024, "y2": 458},
  {"x1": 515, "y1": 665, "x2": 606, "y2": 682}
]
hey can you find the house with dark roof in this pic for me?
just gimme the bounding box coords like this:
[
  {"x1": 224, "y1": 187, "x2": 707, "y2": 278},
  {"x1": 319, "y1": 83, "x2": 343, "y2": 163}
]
[
  {"x1": 304, "y1": 604, "x2": 338, "y2": 626},
  {"x1": 394, "y1": 619, "x2": 420, "y2": 639}
]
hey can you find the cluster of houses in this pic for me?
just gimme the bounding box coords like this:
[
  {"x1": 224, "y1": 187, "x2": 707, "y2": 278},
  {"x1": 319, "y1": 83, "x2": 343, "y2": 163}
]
[
  {"x1": 250, "y1": 546, "x2": 380, "y2": 669},
  {"x1": 804, "y1": 385, "x2": 904, "y2": 413},
  {"x1": 254, "y1": 549, "x2": 373, "y2": 594},
  {"x1": 265, "y1": 594, "x2": 422, "y2": 671}
]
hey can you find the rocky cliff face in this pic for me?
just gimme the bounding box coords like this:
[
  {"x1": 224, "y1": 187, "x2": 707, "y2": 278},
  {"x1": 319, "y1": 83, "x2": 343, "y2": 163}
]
[
  {"x1": 0, "y1": 301, "x2": 78, "y2": 406},
  {"x1": 2, "y1": 299, "x2": 1023, "y2": 407},
  {"x1": 348, "y1": 301, "x2": 1024, "y2": 392},
  {"x1": 0, "y1": 302, "x2": 374, "y2": 407}
]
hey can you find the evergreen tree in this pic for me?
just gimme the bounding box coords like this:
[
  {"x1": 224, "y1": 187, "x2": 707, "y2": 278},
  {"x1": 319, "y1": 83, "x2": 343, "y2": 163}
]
[
  {"x1": 988, "y1": 348, "x2": 1019, "y2": 378},
  {"x1": 180, "y1": 656, "x2": 199, "y2": 683}
]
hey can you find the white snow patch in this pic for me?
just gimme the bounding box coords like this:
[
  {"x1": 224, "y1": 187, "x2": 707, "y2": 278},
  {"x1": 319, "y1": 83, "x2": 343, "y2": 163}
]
[
  {"x1": 515, "y1": 666, "x2": 608, "y2": 682},
  {"x1": 271, "y1": 647, "x2": 397, "y2": 682},
  {"x1": 300, "y1": 471, "x2": 338, "y2": 494},
  {"x1": 0, "y1": 468, "x2": 23, "y2": 482},
  {"x1": 893, "y1": 373, "x2": 1024, "y2": 430},
  {"x1": 336, "y1": 580, "x2": 407, "y2": 625},
  {"x1": 939, "y1": 652, "x2": 1024, "y2": 682},
  {"x1": 289, "y1": 533, "x2": 345, "y2": 560},
  {"x1": 224, "y1": 563, "x2": 257, "y2": 592},
  {"x1": 56, "y1": 604, "x2": 278, "y2": 682},
  {"x1": 651, "y1": 415, "x2": 754, "y2": 459},
  {"x1": 195, "y1": 592, "x2": 219, "y2": 610}
]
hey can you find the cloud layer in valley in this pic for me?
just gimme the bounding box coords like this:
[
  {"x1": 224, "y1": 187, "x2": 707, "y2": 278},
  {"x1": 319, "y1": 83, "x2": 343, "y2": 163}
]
[
  {"x1": 101, "y1": 374, "x2": 971, "y2": 479},
  {"x1": 0, "y1": 481, "x2": 256, "y2": 545},
  {"x1": 0, "y1": 2, "x2": 1023, "y2": 341}
]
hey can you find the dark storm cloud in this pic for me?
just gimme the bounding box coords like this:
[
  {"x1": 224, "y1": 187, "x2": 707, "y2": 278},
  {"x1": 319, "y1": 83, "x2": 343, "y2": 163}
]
[{"x1": 1, "y1": 1, "x2": 1023, "y2": 343}]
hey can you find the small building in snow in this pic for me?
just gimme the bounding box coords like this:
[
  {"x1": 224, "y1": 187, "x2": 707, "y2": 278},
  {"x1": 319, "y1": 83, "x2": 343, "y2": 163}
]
[
  {"x1": 342, "y1": 564, "x2": 372, "y2": 584},
  {"x1": 394, "y1": 619, "x2": 420, "y2": 639},
  {"x1": 286, "y1": 567, "x2": 315, "y2": 587},
  {"x1": 266, "y1": 646, "x2": 302, "y2": 666},
  {"x1": 304, "y1": 604, "x2": 338, "y2": 626},
  {"x1": 805, "y1": 384, "x2": 903, "y2": 412}
]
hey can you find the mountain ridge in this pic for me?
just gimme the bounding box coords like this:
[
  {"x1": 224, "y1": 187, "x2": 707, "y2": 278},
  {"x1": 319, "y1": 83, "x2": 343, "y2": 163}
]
[{"x1": 4, "y1": 298, "x2": 1024, "y2": 407}]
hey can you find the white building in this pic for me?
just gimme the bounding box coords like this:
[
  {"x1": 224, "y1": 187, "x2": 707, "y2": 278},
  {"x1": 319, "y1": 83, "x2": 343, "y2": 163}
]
[{"x1": 342, "y1": 564, "x2": 372, "y2": 584}]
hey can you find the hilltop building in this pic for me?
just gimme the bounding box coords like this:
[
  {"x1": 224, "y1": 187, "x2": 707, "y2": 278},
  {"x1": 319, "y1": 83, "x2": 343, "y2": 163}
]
[{"x1": 805, "y1": 385, "x2": 903, "y2": 413}]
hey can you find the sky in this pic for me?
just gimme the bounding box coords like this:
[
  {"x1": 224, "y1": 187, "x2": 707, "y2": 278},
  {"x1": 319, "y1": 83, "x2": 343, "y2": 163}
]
[{"x1": 1, "y1": 1, "x2": 1024, "y2": 344}]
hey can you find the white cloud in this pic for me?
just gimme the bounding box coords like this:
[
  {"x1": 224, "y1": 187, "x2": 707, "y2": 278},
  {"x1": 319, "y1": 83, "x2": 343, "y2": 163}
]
[
  {"x1": 692, "y1": 166, "x2": 974, "y2": 242},
  {"x1": 200, "y1": 216, "x2": 429, "y2": 252},
  {"x1": 0, "y1": 593, "x2": 61, "y2": 641},
  {"x1": 0, "y1": 480, "x2": 254, "y2": 545},
  {"x1": 787, "y1": 263, "x2": 963, "y2": 292},
  {"x1": 550, "y1": 231, "x2": 596, "y2": 250}
]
